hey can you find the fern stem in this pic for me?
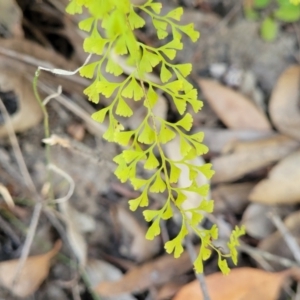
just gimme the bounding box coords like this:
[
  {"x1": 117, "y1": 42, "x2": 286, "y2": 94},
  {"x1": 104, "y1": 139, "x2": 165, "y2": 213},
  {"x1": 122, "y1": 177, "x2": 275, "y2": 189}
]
[
  {"x1": 32, "y1": 71, "x2": 54, "y2": 201},
  {"x1": 185, "y1": 234, "x2": 211, "y2": 300}
]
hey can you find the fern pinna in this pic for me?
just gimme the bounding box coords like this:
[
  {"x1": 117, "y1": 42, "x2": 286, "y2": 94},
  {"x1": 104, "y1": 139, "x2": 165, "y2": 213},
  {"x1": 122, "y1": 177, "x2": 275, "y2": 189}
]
[{"x1": 66, "y1": 0, "x2": 244, "y2": 274}]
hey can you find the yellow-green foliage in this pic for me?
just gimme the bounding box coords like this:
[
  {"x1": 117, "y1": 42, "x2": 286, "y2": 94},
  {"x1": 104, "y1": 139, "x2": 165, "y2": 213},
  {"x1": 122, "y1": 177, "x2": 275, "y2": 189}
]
[
  {"x1": 247, "y1": 0, "x2": 300, "y2": 41},
  {"x1": 66, "y1": 0, "x2": 245, "y2": 274}
]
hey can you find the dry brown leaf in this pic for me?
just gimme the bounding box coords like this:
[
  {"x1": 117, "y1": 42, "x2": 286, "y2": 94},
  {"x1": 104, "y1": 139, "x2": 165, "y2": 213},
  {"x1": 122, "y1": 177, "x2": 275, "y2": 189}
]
[
  {"x1": 0, "y1": 0, "x2": 23, "y2": 37},
  {"x1": 99, "y1": 253, "x2": 136, "y2": 272},
  {"x1": 242, "y1": 203, "x2": 276, "y2": 239},
  {"x1": 50, "y1": 142, "x2": 114, "y2": 195},
  {"x1": 202, "y1": 128, "x2": 275, "y2": 153},
  {"x1": 0, "y1": 37, "x2": 88, "y2": 139},
  {"x1": 0, "y1": 67, "x2": 43, "y2": 138},
  {"x1": 212, "y1": 182, "x2": 253, "y2": 214},
  {"x1": 156, "y1": 280, "x2": 187, "y2": 300},
  {"x1": 211, "y1": 134, "x2": 299, "y2": 183},
  {"x1": 249, "y1": 150, "x2": 300, "y2": 204},
  {"x1": 95, "y1": 245, "x2": 199, "y2": 297},
  {"x1": 67, "y1": 123, "x2": 86, "y2": 141},
  {"x1": 0, "y1": 38, "x2": 87, "y2": 95},
  {"x1": 116, "y1": 205, "x2": 160, "y2": 262},
  {"x1": 198, "y1": 79, "x2": 271, "y2": 130},
  {"x1": 269, "y1": 65, "x2": 300, "y2": 141},
  {"x1": 0, "y1": 38, "x2": 75, "y2": 71},
  {"x1": 86, "y1": 259, "x2": 136, "y2": 300},
  {"x1": 0, "y1": 240, "x2": 61, "y2": 298},
  {"x1": 173, "y1": 267, "x2": 291, "y2": 300}
]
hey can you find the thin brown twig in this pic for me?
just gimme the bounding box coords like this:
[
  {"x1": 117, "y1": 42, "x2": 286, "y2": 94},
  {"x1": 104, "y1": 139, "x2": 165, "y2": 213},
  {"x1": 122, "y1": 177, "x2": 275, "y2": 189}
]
[
  {"x1": 0, "y1": 98, "x2": 43, "y2": 287},
  {"x1": 269, "y1": 210, "x2": 300, "y2": 264},
  {"x1": 45, "y1": 205, "x2": 100, "y2": 300},
  {"x1": 0, "y1": 99, "x2": 39, "y2": 198},
  {"x1": 0, "y1": 149, "x2": 25, "y2": 188},
  {"x1": 0, "y1": 92, "x2": 97, "y2": 299},
  {"x1": 0, "y1": 214, "x2": 21, "y2": 246},
  {"x1": 44, "y1": 207, "x2": 98, "y2": 300},
  {"x1": 293, "y1": 23, "x2": 300, "y2": 64},
  {"x1": 0, "y1": 46, "x2": 89, "y2": 87},
  {"x1": 295, "y1": 284, "x2": 300, "y2": 300},
  {"x1": 42, "y1": 134, "x2": 115, "y2": 170},
  {"x1": 215, "y1": 0, "x2": 243, "y2": 31},
  {"x1": 71, "y1": 275, "x2": 82, "y2": 300},
  {"x1": 268, "y1": 210, "x2": 300, "y2": 300},
  {"x1": 239, "y1": 244, "x2": 299, "y2": 268},
  {"x1": 37, "y1": 82, "x2": 107, "y2": 136},
  {"x1": 14, "y1": 202, "x2": 43, "y2": 279}
]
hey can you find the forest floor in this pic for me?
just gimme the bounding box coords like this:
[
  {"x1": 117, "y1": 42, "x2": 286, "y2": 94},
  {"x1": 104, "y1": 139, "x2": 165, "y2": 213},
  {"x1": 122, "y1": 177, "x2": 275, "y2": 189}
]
[{"x1": 0, "y1": 0, "x2": 300, "y2": 299}]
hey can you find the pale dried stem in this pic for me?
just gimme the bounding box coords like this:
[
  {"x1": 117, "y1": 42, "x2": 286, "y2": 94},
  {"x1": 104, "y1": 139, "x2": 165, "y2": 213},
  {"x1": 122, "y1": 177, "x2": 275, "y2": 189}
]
[
  {"x1": 71, "y1": 278, "x2": 82, "y2": 300},
  {"x1": 0, "y1": 214, "x2": 21, "y2": 246},
  {"x1": 295, "y1": 283, "x2": 300, "y2": 300},
  {"x1": 269, "y1": 210, "x2": 300, "y2": 264},
  {"x1": 268, "y1": 210, "x2": 300, "y2": 299},
  {"x1": 0, "y1": 46, "x2": 89, "y2": 87},
  {"x1": 292, "y1": 23, "x2": 300, "y2": 64},
  {"x1": 43, "y1": 85, "x2": 62, "y2": 105},
  {"x1": 0, "y1": 149, "x2": 25, "y2": 188},
  {"x1": 47, "y1": 163, "x2": 75, "y2": 204},
  {"x1": 239, "y1": 244, "x2": 299, "y2": 268},
  {"x1": 0, "y1": 183, "x2": 15, "y2": 208}
]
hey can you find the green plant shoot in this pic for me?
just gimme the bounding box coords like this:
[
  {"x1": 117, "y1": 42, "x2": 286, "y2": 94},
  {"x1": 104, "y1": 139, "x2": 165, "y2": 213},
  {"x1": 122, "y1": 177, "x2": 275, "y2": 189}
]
[
  {"x1": 245, "y1": 0, "x2": 300, "y2": 41},
  {"x1": 66, "y1": 0, "x2": 245, "y2": 275}
]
